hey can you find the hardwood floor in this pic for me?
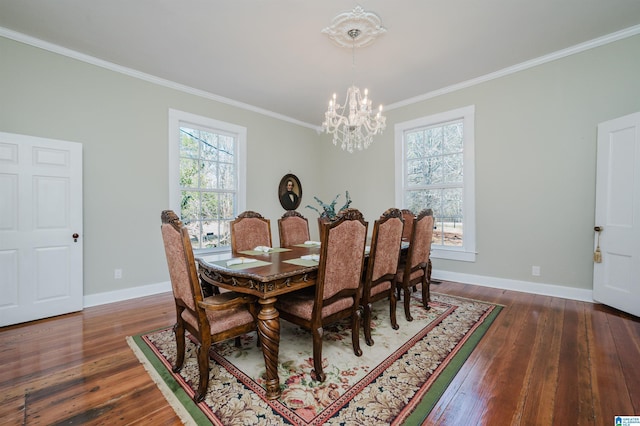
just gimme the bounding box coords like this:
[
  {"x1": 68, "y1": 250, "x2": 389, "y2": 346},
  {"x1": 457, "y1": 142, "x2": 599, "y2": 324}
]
[{"x1": 1, "y1": 282, "x2": 638, "y2": 425}]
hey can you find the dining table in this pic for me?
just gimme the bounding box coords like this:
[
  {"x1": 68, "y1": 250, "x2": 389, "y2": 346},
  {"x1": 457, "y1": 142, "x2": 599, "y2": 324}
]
[
  {"x1": 196, "y1": 243, "x2": 322, "y2": 400},
  {"x1": 196, "y1": 240, "x2": 410, "y2": 400}
]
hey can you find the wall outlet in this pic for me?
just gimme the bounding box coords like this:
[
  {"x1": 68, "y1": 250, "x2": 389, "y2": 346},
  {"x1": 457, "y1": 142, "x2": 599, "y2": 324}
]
[
  {"x1": 531, "y1": 266, "x2": 541, "y2": 276},
  {"x1": 114, "y1": 268, "x2": 123, "y2": 279}
]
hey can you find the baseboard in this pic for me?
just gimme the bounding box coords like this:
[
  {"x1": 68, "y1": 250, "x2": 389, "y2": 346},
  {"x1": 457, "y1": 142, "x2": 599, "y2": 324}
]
[
  {"x1": 432, "y1": 271, "x2": 594, "y2": 303},
  {"x1": 83, "y1": 281, "x2": 172, "y2": 308},
  {"x1": 82, "y1": 273, "x2": 594, "y2": 309}
]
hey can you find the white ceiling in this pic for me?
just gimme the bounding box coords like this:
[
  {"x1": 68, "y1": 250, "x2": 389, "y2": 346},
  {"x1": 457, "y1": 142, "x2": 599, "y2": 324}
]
[{"x1": 2, "y1": 1, "x2": 640, "y2": 128}]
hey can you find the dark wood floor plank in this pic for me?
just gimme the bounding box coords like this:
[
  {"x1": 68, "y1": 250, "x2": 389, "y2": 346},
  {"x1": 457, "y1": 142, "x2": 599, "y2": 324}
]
[
  {"x1": 587, "y1": 304, "x2": 635, "y2": 423},
  {"x1": 2, "y1": 283, "x2": 638, "y2": 425},
  {"x1": 512, "y1": 295, "x2": 564, "y2": 425},
  {"x1": 553, "y1": 299, "x2": 596, "y2": 425},
  {"x1": 426, "y1": 288, "x2": 539, "y2": 425}
]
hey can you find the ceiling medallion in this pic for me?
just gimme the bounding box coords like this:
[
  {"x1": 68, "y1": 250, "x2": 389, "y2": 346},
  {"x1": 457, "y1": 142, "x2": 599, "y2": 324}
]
[{"x1": 321, "y1": 6, "x2": 387, "y2": 48}]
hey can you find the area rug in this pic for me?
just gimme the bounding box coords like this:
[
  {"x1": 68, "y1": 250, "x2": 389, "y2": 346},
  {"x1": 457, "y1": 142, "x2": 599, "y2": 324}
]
[{"x1": 127, "y1": 291, "x2": 501, "y2": 425}]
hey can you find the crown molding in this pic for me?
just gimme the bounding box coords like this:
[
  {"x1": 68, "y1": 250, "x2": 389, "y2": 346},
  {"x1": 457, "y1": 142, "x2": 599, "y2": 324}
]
[
  {"x1": 386, "y1": 24, "x2": 640, "y2": 111},
  {"x1": 0, "y1": 26, "x2": 316, "y2": 130}
]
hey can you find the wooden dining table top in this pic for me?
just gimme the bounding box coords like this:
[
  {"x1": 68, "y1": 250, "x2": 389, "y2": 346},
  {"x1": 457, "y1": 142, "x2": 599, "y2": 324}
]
[{"x1": 196, "y1": 244, "x2": 322, "y2": 298}]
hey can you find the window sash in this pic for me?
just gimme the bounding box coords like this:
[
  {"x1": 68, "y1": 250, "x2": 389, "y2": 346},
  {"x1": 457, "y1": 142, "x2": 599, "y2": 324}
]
[
  {"x1": 395, "y1": 105, "x2": 476, "y2": 262},
  {"x1": 169, "y1": 109, "x2": 246, "y2": 253}
]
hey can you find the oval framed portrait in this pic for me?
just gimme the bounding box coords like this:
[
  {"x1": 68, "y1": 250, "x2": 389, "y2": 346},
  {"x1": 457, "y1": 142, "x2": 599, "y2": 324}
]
[{"x1": 278, "y1": 174, "x2": 302, "y2": 211}]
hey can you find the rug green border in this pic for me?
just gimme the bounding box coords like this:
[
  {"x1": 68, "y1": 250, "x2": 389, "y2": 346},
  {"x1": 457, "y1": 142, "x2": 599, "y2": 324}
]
[
  {"x1": 129, "y1": 303, "x2": 503, "y2": 425},
  {"x1": 402, "y1": 304, "x2": 503, "y2": 424},
  {"x1": 128, "y1": 332, "x2": 210, "y2": 425}
]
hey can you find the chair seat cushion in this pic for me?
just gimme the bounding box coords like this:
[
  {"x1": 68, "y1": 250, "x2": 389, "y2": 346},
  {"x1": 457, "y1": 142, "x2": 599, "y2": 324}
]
[
  {"x1": 276, "y1": 289, "x2": 353, "y2": 320},
  {"x1": 395, "y1": 268, "x2": 425, "y2": 284},
  {"x1": 181, "y1": 306, "x2": 254, "y2": 335},
  {"x1": 370, "y1": 280, "x2": 391, "y2": 297}
]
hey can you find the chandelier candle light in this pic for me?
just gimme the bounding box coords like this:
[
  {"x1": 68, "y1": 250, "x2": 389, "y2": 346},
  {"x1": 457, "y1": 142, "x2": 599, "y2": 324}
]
[{"x1": 321, "y1": 8, "x2": 387, "y2": 153}]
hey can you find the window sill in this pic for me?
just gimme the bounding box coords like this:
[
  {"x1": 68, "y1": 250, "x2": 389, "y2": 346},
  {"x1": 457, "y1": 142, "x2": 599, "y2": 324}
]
[{"x1": 431, "y1": 247, "x2": 476, "y2": 262}]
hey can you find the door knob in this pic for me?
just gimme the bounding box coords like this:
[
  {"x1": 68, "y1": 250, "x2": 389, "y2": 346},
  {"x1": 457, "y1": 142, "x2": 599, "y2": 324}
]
[
  {"x1": 594, "y1": 226, "x2": 603, "y2": 232},
  {"x1": 72, "y1": 233, "x2": 79, "y2": 242}
]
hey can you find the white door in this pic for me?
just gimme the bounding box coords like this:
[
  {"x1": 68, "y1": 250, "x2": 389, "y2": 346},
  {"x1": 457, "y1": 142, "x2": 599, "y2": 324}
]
[
  {"x1": 593, "y1": 112, "x2": 640, "y2": 317},
  {"x1": 0, "y1": 132, "x2": 83, "y2": 327}
]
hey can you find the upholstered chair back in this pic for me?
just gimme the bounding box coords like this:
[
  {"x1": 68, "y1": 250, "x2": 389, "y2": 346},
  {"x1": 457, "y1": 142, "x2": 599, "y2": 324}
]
[
  {"x1": 230, "y1": 211, "x2": 272, "y2": 252},
  {"x1": 370, "y1": 209, "x2": 405, "y2": 285},
  {"x1": 361, "y1": 208, "x2": 404, "y2": 344},
  {"x1": 278, "y1": 211, "x2": 310, "y2": 247},
  {"x1": 320, "y1": 209, "x2": 368, "y2": 303},
  {"x1": 395, "y1": 208, "x2": 434, "y2": 322},
  {"x1": 161, "y1": 210, "x2": 199, "y2": 313},
  {"x1": 407, "y1": 209, "x2": 434, "y2": 277},
  {"x1": 401, "y1": 209, "x2": 415, "y2": 241}
]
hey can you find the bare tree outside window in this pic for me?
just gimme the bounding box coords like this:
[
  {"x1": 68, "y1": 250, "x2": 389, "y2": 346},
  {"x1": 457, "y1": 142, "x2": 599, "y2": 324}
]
[
  {"x1": 179, "y1": 126, "x2": 237, "y2": 249},
  {"x1": 404, "y1": 121, "x2": 464, "y2": 247}
]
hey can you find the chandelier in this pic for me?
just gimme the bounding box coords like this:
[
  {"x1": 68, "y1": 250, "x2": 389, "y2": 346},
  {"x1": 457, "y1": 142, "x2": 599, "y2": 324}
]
[{"x1": 321, "y1": 8, "x2": 387, "y2": 153}]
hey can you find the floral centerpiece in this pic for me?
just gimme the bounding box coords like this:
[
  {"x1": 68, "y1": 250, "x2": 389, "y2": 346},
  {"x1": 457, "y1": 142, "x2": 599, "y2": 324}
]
[{"x1": 306, "y1": 191, "x2": 352, "y2": 220}]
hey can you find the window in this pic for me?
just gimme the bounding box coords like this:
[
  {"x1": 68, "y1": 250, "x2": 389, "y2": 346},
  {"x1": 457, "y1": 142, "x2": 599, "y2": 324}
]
[
  {"x1": 169, "y1": 109, "x2": 246, "y2": 252},
  {"x1": 395, "y1": 105, "x2": 476, "y2": 262}
]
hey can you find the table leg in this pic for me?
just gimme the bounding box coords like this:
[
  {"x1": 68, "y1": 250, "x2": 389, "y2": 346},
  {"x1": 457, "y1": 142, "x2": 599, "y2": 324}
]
[{"x1": 257, "y1": 297, "x2": 281, "y2": 400}]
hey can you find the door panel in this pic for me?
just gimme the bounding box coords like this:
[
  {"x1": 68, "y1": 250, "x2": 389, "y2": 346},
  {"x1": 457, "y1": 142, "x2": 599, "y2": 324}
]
[
  {"x1": 593, "y1": 112, "x2": 640, "y2": 317},
  {"x1": 0, "y1": 132, "x2": 83, "y2": 326}
]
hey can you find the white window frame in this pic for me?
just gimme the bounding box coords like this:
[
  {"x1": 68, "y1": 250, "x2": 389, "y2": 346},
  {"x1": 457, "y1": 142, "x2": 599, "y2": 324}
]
[
  {"x1": 168, "y1": 108, "x2": 247, "y2": 253},
  {"x1": 394, "y1": 105, "x2": 476, "y2": 262}
]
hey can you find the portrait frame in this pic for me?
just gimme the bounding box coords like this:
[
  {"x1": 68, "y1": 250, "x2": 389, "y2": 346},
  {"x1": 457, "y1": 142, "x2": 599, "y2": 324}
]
[{"x1": 278, "y1": 174, "x2": 302, "y2": 211}]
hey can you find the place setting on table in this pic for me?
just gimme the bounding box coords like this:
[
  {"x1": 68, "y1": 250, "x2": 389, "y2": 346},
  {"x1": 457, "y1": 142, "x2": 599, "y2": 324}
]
[{"x1": 197, "y1": 243, "x2": 322, "y2": 272}]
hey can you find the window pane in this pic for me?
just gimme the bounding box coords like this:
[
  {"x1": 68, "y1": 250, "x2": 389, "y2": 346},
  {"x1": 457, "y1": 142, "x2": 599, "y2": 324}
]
[
  {"x1": 438, "y1": 188, "x2": 463, "y2": 246},
  {"x1": 181, "y1": 191, "x2": 199, "y2": 221},
  {"x1": 201, "y1": 133, "x2": 219, "y2": 161},
  {"x1": 218, "y1": 193, "x2": 235, "y2": 219},
  {"x1": 443, "y1": 122, "x2": 463, "y2": 153},
  {"x1": 201, "y1": 192, "x2": 219, "y2": 219},
  {"x1": 200, "y1": 160, "x2": 218, "y2": 189},
  {"x1": 201, "y1": 220, "x2": 221, "y2": 249},
  {"x1": 444, "y1": 153, "x2": 463, "y2": 183},
  {"x1": 179, "y1": 128, "x2": 199, "y2": 159},
  {"x1": 218, "y1": 135, "x2": 235, "y2": 163},
  {"x1": 405, "y1": 189, "x2": 440, "y2": 216},
  {"x1": 180, "y1": 158, "x2": 200, "y2": 189},
  {"x1": 218, "y1": 163, "x2": 235, "y2": 190},
  {"x1": 425, "y1": 127, "x2": 442, "y2": 157},
  {"x1": 406, "y1": 132, "x2": 423, "y2": 159}
]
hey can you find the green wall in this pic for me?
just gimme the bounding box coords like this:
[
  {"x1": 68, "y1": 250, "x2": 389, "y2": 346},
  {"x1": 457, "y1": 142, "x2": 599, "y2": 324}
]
[{"x1": 1, "y1": 33, "x2": 639, "y2": 301}]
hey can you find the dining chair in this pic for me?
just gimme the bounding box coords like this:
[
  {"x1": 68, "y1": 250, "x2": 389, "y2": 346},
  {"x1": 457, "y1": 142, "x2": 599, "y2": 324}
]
[
  {"x1": 275, "y1": 208, "x2": 368, "y2": 382},
  {"x1": 400, "y1": 208, "x2": 420, "y2": 293},
  {"x1": 278, "y1": 210, "x2": 310, "y2": 247},
  {"x1": 395, "y1": 208, "x2": 434, "y2": 322},
  {"x1": 230, "y1": 210, "x2": 272, "y2": 252},
  {"x1": 400, "y1": 209, "x2": 415, "y2": 242},
  {"x1": 160, "y1": 210, "x2": 258, "y2": 402},
  {"x1": 362, "y1": 208, "x2": 404, "y2": 346}
]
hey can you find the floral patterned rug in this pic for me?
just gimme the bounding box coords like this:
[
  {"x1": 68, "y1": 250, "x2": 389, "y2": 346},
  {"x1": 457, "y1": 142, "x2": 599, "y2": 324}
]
[{"x1": 128, "y1": 291, "x2": 501, "y2": 425}]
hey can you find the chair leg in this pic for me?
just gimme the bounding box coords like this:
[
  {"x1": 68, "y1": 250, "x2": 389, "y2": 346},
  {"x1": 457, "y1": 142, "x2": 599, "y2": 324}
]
[
  {"x1": 172, "y1": 320, "x2": 185, "y2": 373},
  {"x1": 352, "y1": 307, "x2": 363, "y2": 357},
  {"x1": 364, "y1": 302, "x2": 374, "y2": 346},
  {"x1": 422, "y1": 266, "x2": 432, "y2": 310},
  {"x1": 390, "y1": 290, "x2": 399, "y2": 330},
  {"x1": 403, "y1": 285, "x2": 413, "y2": 322},
  {"x1": 194, "y1": 337, "x2": 211, "y2": 403},
  {"x1": 312, "y1": 327, "x2": 326, "y2": 382}
]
